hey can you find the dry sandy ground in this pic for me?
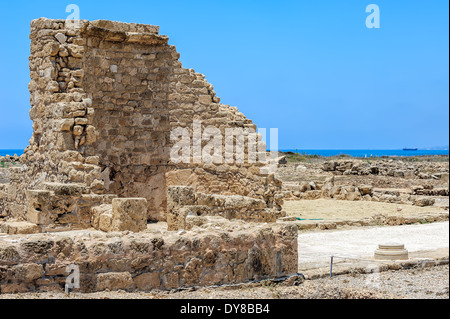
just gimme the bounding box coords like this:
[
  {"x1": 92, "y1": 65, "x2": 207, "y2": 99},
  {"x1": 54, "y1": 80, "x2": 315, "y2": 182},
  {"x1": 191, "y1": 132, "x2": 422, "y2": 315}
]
[
  {"x1": 0, "y1": 265, "x2": 447, "y2": 299},
  {"x1": 283, "y1": 199, "x2": 447, "y2": 220}
]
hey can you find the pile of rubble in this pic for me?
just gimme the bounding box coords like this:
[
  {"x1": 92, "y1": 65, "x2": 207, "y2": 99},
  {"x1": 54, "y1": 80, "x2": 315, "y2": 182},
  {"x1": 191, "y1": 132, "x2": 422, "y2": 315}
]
[
  {"x1": 322, "y1": 159, "x2": 449, "y2": 180},
  {"x1": 278, "y1": 158, "x2": 449, "y2": 208}
]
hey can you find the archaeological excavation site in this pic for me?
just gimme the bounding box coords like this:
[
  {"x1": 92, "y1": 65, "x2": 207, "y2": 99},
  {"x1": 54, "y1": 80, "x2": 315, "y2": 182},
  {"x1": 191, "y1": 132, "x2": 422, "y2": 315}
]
[{"x1": 0, "y1": 18, "x2": 298, "y2": 294}]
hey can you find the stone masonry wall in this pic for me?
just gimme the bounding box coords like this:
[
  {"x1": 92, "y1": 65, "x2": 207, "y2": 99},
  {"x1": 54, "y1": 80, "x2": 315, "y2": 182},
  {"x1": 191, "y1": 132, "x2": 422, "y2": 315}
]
[
  {"x1": 4, "y1": 18, "x2": 283, "y2": 226},
  {"x1": 166, "y1": 186, "x2": 284, "y2": 231},
  {"x1": 0, "y1": 221, "x2": 298, "y2": 293}
]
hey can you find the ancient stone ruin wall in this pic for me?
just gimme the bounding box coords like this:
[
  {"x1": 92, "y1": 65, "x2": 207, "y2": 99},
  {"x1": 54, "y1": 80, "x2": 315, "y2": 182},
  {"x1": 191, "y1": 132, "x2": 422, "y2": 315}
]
[
  {"x1": 5, "y1": 18, "x2": 283, "y2": 226},
  {"x1": 0, "y1": 18, "x2": 298, "y2": 294},
  {"x1": 0, "y1": 221, "x2": 298, "y2": 293}
]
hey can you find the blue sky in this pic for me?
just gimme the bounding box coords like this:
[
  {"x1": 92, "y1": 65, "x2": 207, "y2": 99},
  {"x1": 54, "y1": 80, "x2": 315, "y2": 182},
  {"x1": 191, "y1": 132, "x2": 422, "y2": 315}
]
[{"x1": 0, "y1": 0, "x2": 448, "y2": 150}]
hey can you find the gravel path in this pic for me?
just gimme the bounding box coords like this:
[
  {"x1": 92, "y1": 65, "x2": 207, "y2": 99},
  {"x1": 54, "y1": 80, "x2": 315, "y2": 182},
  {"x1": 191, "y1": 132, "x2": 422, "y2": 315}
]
[{"x1": 321, "y1": 264, "x2": 449, "y2": 299}]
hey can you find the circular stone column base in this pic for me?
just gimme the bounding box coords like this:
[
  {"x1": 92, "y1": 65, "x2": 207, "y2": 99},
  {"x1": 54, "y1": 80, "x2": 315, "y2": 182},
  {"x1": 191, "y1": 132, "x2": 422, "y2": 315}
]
[{"x1": 374, "y1": 243, "x2": 409, "y2": 260}]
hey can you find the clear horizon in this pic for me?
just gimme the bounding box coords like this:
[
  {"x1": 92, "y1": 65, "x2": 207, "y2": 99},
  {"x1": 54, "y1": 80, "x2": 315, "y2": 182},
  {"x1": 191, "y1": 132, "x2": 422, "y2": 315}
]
[{"x1": 0, "y1": 0, "x2": 448, "y2": 149}]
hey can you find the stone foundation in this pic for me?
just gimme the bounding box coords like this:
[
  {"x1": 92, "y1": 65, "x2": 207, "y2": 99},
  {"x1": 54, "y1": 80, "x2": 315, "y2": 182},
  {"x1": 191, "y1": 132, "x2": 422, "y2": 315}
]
[{"x1": 0, "y1": 221, "x2": 298, "y2": 293}]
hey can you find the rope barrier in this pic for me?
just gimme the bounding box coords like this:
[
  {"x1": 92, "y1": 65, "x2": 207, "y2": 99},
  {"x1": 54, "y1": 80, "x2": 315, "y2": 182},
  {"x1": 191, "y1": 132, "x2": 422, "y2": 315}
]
[
  {"x1": 326, "y1": 255, "x2": 449, "y2": 278},
  {"x1": 163, "y1": 272, "x2": 306, "y2": 293}
]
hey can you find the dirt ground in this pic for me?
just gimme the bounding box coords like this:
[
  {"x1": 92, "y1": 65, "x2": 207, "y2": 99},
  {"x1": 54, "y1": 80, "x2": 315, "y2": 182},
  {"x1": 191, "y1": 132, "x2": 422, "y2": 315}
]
[
  {"x1": 283, "y1": 199, "x2": 447, "y2": 220},
  {"x1": 0, "y1": 264, "x2": 447, "y2": 299}
]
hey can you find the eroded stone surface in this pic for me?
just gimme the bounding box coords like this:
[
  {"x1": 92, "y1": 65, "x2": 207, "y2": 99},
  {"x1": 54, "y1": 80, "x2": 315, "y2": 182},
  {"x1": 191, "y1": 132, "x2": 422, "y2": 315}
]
[{"x1": 0, "y1": 221, "x2": 298, "y2": 293}]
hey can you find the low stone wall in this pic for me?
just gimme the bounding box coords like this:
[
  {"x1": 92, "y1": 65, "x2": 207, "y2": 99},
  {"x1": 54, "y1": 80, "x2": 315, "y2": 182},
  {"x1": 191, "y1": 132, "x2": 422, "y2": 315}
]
[
  {"x1": 166, "y1": 186, "x2": 286, "y2": 231},
  {"x1": 279, "y1": 211, "x2": 450, "y2": 231},
  {"x1": 0, "y1": 220, "x2": 298, "y2": 293},
  {"x1": 282, "y1": 176, "x2": 448, "y2": 207},
  {"x1": 321, "y1": 159, "x2": 449, "y2": 180}
]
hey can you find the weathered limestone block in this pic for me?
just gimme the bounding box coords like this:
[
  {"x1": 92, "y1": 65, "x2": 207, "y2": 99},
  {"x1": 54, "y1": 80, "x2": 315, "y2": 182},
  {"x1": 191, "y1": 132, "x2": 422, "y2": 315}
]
[
  {"x1": 359, "y1": 185, "x2": 373, "y2": 196},
  {"x1": 9, "y1": 263, "x2": 44, "y2": 282},
  {"x1": 178, "y1": 205, "x2": 211, "y2": 230},
  {"x1": 99, "y1": 213, "x2": 113, "y2": 232},
  {"x1": 43, "y1": 182, "x2": 85, "y2": 196},
  {"x1": 111, "y1": 198, "x2": 148, "y2": 232},
  {"x1": 1, "y1": 221, "x2": 41, "y2": 235},
  {"x1": 196, "y1": 193, "x2": 266, "y2": 210},
  {"x1": 185, "y1": 215, "x2": 209, "y2": 230},
  {"x1": 413, "y1": 197, "x2": 435, "y2": 207},
  {"x1": 167, "y1": 186, "x2": 195, "y2": 231},
  {"x1": 96, "y1": 272, "x2": 133, "y2": 291},
  {"x1": 91, "y1": 204, "x2": 113, "y2": 231},
  {"x1": 26, "y1": 190, "x2": 52, "y2": 225},
  {"x1": 133, "y1": 272, "x2": 160, "y2": 290},
  {"x1": 167, "y1": 186, "x2": 196, "y2": 207}
]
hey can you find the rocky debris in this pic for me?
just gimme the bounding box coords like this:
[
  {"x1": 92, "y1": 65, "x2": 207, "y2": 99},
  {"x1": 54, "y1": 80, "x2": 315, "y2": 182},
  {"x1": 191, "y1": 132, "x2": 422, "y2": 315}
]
[
  {"x1": 0, "y1": 155, "x2": 21, "y2": 164},
  {"x1": 284, "y1": 182, "x2": 448, "y2": 206},
  {"x1": 2, "y1": 263, "x2": 447, "y2": 299},
  {"x1": 413, "y1": 197, "x2": 436, "y2": 207},
  {"x1": 412, "y1": 186, "x2": 449, "y2": 196},
  {"x1": 278, "y1": 156, "x2": 287, "y2": 165},
  {"x1": 321, "y1": 159, "x2": 448, "y2": 180},
  {"x1": 359, "y1": 185, "x2": 373, "y2": 196},
  {"x1": 277, "y1": 156, "x2": 448, "y2": 206}
]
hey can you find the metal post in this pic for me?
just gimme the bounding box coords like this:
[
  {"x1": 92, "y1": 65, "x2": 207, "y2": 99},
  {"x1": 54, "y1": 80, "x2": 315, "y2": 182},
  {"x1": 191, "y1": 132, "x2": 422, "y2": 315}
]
[{"x1": 330, "y1": 256, "x2": 334, "y2": 278}]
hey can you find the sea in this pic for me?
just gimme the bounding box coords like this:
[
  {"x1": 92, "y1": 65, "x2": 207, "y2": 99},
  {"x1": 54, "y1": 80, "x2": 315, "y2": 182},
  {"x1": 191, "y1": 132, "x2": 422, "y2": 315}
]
[
  {"x1": 0, "y1": 149, "x2": 25, "y2": 157},
  {"x1": 1, "y1": 149, "x2": 449, "y2": 158},
  {"x1": 280, "y1": 149, "x2": 449, "y2": 158}
]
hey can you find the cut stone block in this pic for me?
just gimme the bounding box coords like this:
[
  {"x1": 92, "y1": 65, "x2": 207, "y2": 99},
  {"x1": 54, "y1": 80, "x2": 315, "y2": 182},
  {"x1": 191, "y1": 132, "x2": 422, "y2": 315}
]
[
  {"x1": 99, "y1": 213, "x2": 113, "y2": 232},
  {"x1": 111, "y1": 198, "x2": 148, "y2": 232},
  {"x1": 167, "y1": 186, "x2": 195, "y2": 207},
  {"x1": 43, "y1": 183, "x2": 85, "y2": 196},
  {"x1": 91, "y1": 204, "x2": 112, "y2": 230},
  {"x1": 178, "y1": 205, "x2": 210, "y2": 230},
  {"x1": 133, "y1": 272, "x2": 160, "y2": 291},
  {"x1": 1, "y1": 221, "x2": 41, "y2": 235},
  {"x1": 96, "y1": 272, "x2": 133, "y2": 291},
  {"x1": 26, "y1": 190, "x2": 52, "y2": 225}
]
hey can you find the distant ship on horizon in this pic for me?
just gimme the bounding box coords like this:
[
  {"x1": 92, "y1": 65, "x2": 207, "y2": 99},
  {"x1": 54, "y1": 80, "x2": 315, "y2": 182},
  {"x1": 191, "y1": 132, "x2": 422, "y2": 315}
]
[{"x1": 403, "y1": 147, "x2": 418, "y2": 151}]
